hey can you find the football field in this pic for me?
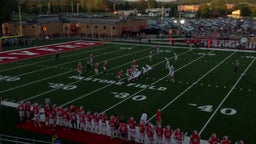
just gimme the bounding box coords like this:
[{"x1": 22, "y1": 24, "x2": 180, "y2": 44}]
[{"x1": 0, "y1": 40, "x2": 256, "y2": 143}]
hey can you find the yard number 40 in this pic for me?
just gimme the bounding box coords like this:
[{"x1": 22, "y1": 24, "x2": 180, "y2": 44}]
[{"x1": 197, "y1": 105, "x2": 237, "y2": 116}]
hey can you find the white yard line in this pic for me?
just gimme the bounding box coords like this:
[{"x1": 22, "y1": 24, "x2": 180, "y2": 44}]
[
  {"x1": 60, "y1": 50, "x2": 194, "y2": 107},
  {"x1": 0, "y1": 45, "x2": 150, "y2": 93},
  {"x1": 11, "y1": 47, "x2": 124, "y2": 77},
  {"x1": 18, "y1": 47, "x2": 159, "y2": 102},
  {"x1": 100, "y1": 50, "x2": 213, "y2": 114},
  {"x1": 146, "y1": 51, "x2": 236, "y2": 122},
  {"x1": 0, "y1": 44, "x2": 117, "y2": 73},
  {"x1": 0, "y1": 46, "x2": 150, "y2": 94},
  {"x1": 198, "y1": 57, "x2": 256, "y2": 135}
]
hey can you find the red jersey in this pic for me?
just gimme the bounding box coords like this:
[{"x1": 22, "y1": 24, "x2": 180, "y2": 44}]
[
  {"x1": 190, "y1": 134, "x2": 200, "y2": 144},
  {"x1": 93, "y1": 114, "x2": 99, "y2": 123},
  {"x1": 25, "y1": 103, "x2": 31, "y2": 111},
  {"x1": 33, "y1": 105, "x2": 40, "y2": 114},
  {"x1": 86, "y1": 113, "x2": 92, "y2": 123},
  {"x1": 63, "y1": 111, "x2": 69, "y2": 120},
  {"x1": 48, "y1": 111, "x2": 54, "y2": 119},
  {"x1": 18, "y1": 103, "x2": 25, "y2": 111},
  {"x1": 99, "y1": 114, "x2": 107, "y2": 123},
  {"x1": 156, "y1": 127, "x2": 163, "y2": 137},
  {"x1": 146, "y1": 125, "x2": 154, "y2": 138},
  {"x1": 119, "y1": 122, "x2": 128, "y2": 133},
  {"x1": 109, "y1": 117, "x2": 115, "y2": 129},
  {"x1": 221, "y1": 139, "x2": 231, "y2": 144},
  {"x1": 128, "y1": 119, "x2": 136, "y2": 129},
  {"x1": 156, "y1": 111, "x2": 161, "y2": 123},
  {"x1": 174, "y1": 131, "x2": 183, "y2": 141},
  {"x1": 209, "y1": 136, "x2": 219, "y2": 144},
  {"x1": 139, "y1": 123, "x2": 145, "y2": 133},
  {"x1": 79, "y1": 113, "x2": 85, "y2": 123},
  {"x1": 71, "y1": 113, "x2": 76, "y2": 121},
  {"x1": 164, "y1": 128, "x2": 172, "y2": 139}
]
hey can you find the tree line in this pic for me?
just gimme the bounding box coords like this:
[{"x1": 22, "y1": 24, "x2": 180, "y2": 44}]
[{"x1": 0, "y1": 0, "x2": 256, "y2": 33}]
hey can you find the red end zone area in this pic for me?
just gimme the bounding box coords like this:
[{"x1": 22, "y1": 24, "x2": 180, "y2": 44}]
[{"x1": 0, "y1": 41, "x2": 104, "y2": 64}]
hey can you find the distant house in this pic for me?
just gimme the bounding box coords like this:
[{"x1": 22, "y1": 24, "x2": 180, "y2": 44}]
[
  {"x1": 227, "y1": 10, "x2": 241, "y2": 18},
  {"x1": 114, "y1": 9, "x2": 138, "y2": 16},
  {"x1": 145, "y1": 8, "x2": 170, "y2": 17}
]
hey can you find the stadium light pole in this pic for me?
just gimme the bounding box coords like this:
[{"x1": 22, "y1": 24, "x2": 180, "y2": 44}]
[{"x1": 18, "y1": 0, "x2": 23, "y2": 36}]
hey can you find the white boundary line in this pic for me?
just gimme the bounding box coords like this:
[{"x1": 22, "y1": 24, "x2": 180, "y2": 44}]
[
  {"x1": 199, "y1": 57, "x2": 256, "y2": 135},
  {"x1": 147, "y1": 51, "x2": 236, "y2": 122},
  {"x1": 0, "y1": 44, "x2": 117, "y2": 72}
]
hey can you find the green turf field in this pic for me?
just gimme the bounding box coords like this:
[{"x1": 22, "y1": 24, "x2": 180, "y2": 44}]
[{"x1": 0, "y1": 40, "x2": 256, "y2": 143}]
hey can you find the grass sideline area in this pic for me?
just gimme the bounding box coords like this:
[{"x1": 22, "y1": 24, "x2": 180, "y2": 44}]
[{"x1": 0, "y1": 39, "x2": 256, "y2": 143}]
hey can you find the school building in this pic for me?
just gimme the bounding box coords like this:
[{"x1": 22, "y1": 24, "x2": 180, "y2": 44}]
[{"x1": 1, "y1": 16, "x2": 147, "y2": 38}]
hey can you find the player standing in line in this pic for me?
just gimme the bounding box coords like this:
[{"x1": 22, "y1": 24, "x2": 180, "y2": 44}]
[
  {"x1": 85, "y1": 111, "x2": 92, "y2": 132},
  {"x1": 128, "y1": 116, "x2": 136, "y2": 142},
  {"x1": 190, "y1": 130, "x2": 200, "y2": 144},
  {"x1": 208, "y1": 133, "x2": 219, "y2": 144},
  {"x1": 155, "y1": 124, "x2": 163, "y2": 144},
  {"x1": 119, "y1": 118, "x2": 128, "y2": 141},
  {"x1": 234, "y1": 60, "x2": 239, "y2": 72},
  {"x1": 94, "y1": 63, "x2": 99, "y2": 75},
  {"x1": 92, "y1": 112, "x2": 100, "y2": 134},
  {"x1": 70, "y1": 111, "x2": 77, "y2": 129},
  {"x1": 32, "y1": 102, "x2": 41, "y2": 127},
  {"x1": 146, "y1": 122, "x2": 154, "y2": 144},
  {"x1": 79, "y1": 110, "x2": 86, "y2": 131},
  {"x1": 102, "y1": 60, "x2": 108, "y2": 73},
  {"x1": 17, "y1": 101, "x2": 25, "y2": 122},
  {"x1": 156, "y1": 109, "x2": 162, "y2": 126},
  {"x1": 57, "y1": 106, "x2": 64, "y2": 126},
  {"x1": 99, "y1": 112, "x2": 107, "y2": 135},
  {"x1": 63, "y1": 108, "x2": 70, "y2": 130},
  {"x1": 164, "y1": 125, "x2": 172, "y2": 144},
  {"x1": 138, "y1": 122, "x2": 146, "y2": 143},
  {"x1": 25, "y1": 101, "x2": 31, "y2": 120},
  {"x1": 109, "y1": 115, "x2": 116, "y2": 138},
  {"x1": 116, "y1": 70, "x2": 123, "y2": 80},
  {"x1": 77, "y1": 62, "x2": 83, "y2": 78},
  {"x1": 140, "y1": 110, "x2": 148, "y2": 125},
  {"x1": 173, "y1": 128, "x2": 184, "y2": 144}
]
